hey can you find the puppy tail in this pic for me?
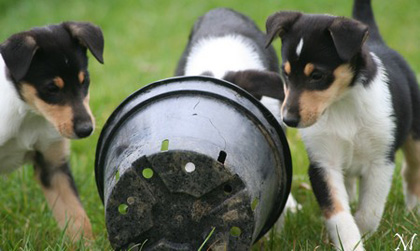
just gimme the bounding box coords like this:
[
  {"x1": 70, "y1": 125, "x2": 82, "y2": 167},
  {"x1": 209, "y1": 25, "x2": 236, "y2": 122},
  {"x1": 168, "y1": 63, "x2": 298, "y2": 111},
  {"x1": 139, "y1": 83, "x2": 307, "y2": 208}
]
[{"x1": 352, "y1": 0, "x2": 385, "y2": 44}]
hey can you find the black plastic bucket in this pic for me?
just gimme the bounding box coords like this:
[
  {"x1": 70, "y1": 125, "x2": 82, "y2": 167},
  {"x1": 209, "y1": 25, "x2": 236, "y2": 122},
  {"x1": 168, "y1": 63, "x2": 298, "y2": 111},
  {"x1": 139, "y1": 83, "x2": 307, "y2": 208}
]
[{"x1": 95, "y1": 76, "x2": 292, "y2": 250}]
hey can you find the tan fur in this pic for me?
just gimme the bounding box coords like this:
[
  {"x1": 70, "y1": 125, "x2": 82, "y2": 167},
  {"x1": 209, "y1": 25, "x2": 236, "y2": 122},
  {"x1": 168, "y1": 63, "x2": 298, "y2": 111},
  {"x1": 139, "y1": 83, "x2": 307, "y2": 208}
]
[
  {"x1": 284, "y1": 61, "x2": 291, "y2": 75},
  {"x1": 324, "y1": 178, "x2": 344, "y2": 219},
  {"x1": 21, "y1": 84, "x2": 75, "y2": 138},
  {"x1": 41, "y1": 139, "x2": 70, "y2": 167},
  {"x1": 53, "y1": 77, "x2": 65, "y2": 89},
  {"x1": 402, "y1": 135, "x2": 420, "y2": 197},
  {"x1": 304, "y1": 63, "x2": 315, "y2": 77},
  {"x1": 299, "y1": 64, "x2": 354, "y2": 127},
  {"x1": 78, "y1": 72, "x2": 85, "y2": 84},
  {"x1": 36, "y1": 171, "x2": 93, "y2": 241}
]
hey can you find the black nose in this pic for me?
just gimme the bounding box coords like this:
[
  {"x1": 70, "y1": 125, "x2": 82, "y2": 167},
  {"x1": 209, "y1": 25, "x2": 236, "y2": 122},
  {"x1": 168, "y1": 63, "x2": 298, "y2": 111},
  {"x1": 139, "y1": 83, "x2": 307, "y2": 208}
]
[
  {"x1": 283, "y1": 115, "x2": 300, "y2": 128},
  {"x1": 74, "y1": 122, "x2": 93, "y2": 138}
]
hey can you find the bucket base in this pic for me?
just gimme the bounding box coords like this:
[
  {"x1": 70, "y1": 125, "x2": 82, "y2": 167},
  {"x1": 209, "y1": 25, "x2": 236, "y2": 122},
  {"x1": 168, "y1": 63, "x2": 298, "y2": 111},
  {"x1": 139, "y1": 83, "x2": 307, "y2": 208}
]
[{"x1": 105, "y1": 151, "x2": 256, "y2": 250}]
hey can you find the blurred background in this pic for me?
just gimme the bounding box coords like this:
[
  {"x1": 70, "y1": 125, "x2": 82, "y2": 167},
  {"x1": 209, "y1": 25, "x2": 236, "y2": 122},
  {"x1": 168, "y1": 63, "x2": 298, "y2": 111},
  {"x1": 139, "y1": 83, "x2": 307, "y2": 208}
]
[{"x1": 0, "y1": 0, "x2": 419, "y2": 249}]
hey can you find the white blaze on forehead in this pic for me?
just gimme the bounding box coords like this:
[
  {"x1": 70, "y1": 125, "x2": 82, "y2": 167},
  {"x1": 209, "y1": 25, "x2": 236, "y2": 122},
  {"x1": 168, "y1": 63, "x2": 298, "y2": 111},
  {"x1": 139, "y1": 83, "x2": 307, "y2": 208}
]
[{"x1": 296, "y1": 38, "x2": 304, "y2": 57}]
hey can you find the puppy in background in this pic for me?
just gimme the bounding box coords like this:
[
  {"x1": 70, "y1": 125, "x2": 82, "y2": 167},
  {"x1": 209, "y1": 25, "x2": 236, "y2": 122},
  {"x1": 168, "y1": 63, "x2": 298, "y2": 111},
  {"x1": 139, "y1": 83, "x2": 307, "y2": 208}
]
[
  {"x1": 175, "y1": 7, "x2": 300, "y2": 235},
  {"x1": 242, "y1": 0, "x2": 420, "y2": 249},
  {"x1": 0, "y1": 21, "x2": 104, "y2": 241}
]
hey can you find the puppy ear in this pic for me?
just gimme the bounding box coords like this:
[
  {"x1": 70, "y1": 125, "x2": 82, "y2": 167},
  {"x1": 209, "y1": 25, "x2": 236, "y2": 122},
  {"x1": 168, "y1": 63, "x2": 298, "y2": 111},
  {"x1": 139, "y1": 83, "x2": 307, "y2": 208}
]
[
  {"x1": 1, "y1": 33, "x2": 38, "y2": 81},
  {"x1": 265, "y1": 11, "x2": 302, "y2": 48},
  {"x1": 328, "y1": 17, "x2": 368, "y2": 62},
  {"x1": 224, "y1": 70, "x2": 285, "y2": 101},
  {"x1": 63, "y1": 21, "x2": 104, "y2": 64}
]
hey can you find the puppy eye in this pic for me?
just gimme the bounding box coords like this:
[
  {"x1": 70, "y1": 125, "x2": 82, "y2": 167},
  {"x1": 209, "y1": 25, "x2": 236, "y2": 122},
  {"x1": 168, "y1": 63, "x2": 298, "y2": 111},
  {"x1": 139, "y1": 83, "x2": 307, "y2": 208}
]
[
  {"x1": 46, "y1": 82, "x2": 60, "y2": 93},
  {"x1": 310, "y1": 72, "x2": 324, "y2": 81}
]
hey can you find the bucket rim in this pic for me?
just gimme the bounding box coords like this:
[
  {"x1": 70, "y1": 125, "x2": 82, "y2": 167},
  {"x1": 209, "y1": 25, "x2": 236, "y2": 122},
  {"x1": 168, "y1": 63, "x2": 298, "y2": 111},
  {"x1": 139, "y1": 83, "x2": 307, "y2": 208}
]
[{"x1": 94, "y1": 75, "x2": 293, "y2": 241}]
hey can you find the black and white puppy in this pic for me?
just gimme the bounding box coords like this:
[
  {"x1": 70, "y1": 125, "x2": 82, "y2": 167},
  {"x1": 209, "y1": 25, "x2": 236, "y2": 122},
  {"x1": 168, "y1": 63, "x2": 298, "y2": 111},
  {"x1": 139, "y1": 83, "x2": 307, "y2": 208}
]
[
  {"x1": 0, "y1": 22, "x2": 104, "y2": 241},
  {"x1": 238, "y1": 0, "x2": 420, "y2": 249},
  {"x1": 175, "y1": 8, "x2": 284, "y2": 102},
  {"x1": 175, "y1": 7, "x2": 301, "y2": 234}
]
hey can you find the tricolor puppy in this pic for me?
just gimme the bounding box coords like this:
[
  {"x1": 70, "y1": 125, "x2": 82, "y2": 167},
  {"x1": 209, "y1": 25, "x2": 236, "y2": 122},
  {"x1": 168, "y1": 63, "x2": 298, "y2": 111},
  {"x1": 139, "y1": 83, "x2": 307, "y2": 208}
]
[
  {"x1": 256, "y1": 0, "x2": 420, "y2": 250},
  {"x1": 0, "y1": 22, "x2": 104, "y2": 241},
  {"x1": 175, "y1": 7, "x2": 301, "y2": 234},
  {"x1": 175, "y1": 8, "x2": 284, "y2": 102}
]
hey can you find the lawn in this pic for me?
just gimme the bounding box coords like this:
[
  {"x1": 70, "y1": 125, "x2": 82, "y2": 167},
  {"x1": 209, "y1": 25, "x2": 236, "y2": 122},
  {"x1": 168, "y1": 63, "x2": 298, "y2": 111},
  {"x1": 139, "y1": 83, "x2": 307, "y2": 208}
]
[{"x1": 0, "y1": 0, "x2": 419, "y2": 250}]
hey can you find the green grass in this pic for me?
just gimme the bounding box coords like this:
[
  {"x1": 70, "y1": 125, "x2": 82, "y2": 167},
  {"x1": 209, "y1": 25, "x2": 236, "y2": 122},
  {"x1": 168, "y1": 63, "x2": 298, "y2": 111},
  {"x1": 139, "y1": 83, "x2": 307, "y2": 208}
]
[{"x1": 0, "y1": 0, "x2": 419, "y2": 250}]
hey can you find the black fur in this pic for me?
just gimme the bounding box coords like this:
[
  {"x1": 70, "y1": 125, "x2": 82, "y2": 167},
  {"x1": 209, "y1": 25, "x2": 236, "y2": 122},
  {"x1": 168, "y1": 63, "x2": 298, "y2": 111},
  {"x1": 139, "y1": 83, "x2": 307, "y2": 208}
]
[
  {"x1": 308, "y1": 164, "x2": 333, "y2": 213},
  {"x1": 352, "y1": 0, "x2": 420, "y2": 147}
]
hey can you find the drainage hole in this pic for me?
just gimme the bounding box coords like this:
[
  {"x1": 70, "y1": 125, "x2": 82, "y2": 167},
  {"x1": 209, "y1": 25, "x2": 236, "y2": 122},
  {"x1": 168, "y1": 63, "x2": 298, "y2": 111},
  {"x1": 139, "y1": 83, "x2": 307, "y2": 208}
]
[
  {"x1": 118, "y1": 204, "x2": 128, "y2": 215},
  {"x1": 127, "y1": 196, "x2": 135, "y2": 205},
  {"x1": 142, "y1": 168, "x2": 154, "y2": 179},
  {"x1": 223, "y1": 184, "x2": 233, "y2": 194},
  {"x1": 184, "y1": 162, "x2": 196, "y2": 173},
  {"x1": 230, "y1": 226, "x2": 242, "y2": 237}
]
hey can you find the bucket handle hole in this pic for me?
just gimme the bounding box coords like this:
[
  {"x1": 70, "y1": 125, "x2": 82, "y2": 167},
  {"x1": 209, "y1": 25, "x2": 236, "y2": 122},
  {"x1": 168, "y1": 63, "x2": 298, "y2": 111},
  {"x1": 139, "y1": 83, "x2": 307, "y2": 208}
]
[
  {"x1": 161, "y1": 139, "x2": 169, "y2": 151},
  {"x1": 217, "y1": 151, "x2": 227, "y2": 164}
]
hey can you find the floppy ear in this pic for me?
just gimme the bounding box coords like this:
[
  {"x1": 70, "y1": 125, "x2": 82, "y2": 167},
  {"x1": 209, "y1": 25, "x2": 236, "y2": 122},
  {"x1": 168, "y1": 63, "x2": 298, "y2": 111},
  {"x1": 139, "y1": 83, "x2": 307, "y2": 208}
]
[
  {"x1": 1, "y1": 33, "x2": 38, "y2": 81},
  {"x1": 63, "y1": 21, "x2": 105, "y2": 64},
  {"x1": 265, "y1": 11, "x2": 302, "y2": 48},
  {"x1": 223, "y1": 70, "x2": 285, "y2": 101},
  {"x1": 328, "y1": 17, "x2": 368, "y2": 62}
]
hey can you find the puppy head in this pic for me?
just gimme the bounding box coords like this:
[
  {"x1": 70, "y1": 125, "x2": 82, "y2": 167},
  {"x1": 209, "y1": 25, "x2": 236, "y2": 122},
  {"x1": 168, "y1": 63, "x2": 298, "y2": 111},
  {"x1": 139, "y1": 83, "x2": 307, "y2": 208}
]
[
  {"x1": 1, "y1": 21, "x2": 104, "y2": 139},
  {"x1": 266, "y1": 12, "x2": 368, "y2": 128}
]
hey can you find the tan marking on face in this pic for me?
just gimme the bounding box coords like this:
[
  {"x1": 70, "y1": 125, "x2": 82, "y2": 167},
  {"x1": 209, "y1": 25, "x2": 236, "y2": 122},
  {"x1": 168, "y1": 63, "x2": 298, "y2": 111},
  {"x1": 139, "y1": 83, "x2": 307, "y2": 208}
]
[
  {"x1": 21, "y1": 83, "x2": 76, "y2": 138},
  {"x1": 83, "y1": 92, "x2": 95, "y2": 132},
  {"x1": 284, "y1": 61, "x2": 291, "y2": 75},
  {"x1": 298, "y1": 64, "x2": 354, "y2": 127},
  {"x1": 53, "y1": 77, "x2": 65, "y2": 89},
  {"x1": 304, "y1": 63, "x2": 315, "y2": 77},
  {"x1": 281, "y1": 84, "x2": 290, "y2": 115},
  {"x1": 78, "y1": 72, "x2": 85, "y2": 84},
  {"x1": 402, "y1": 135, "x2": 420, "y2": 198},
  {"x1": 35, "y1": 170, "x2": 93, "y2": 241}
]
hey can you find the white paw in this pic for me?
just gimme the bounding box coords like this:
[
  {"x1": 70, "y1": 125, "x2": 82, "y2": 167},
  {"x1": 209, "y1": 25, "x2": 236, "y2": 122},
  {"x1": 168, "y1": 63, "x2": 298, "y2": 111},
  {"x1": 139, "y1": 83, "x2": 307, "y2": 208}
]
[
  {"x1": 326, "y1": 212, "x2": 364, "y2": 251},
  {"x1": 285, "y1": 194, "x2": 302, "y2": 213},
  {"x1": 354, "y1": 210, "x2": 381, "y2": 236}
]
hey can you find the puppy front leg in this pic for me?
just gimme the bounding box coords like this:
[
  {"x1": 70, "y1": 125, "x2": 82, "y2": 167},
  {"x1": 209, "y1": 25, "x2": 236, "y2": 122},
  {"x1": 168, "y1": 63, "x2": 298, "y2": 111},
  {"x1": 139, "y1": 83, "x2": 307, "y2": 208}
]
[
  {"x1": 355, "y1": 162, "x2": 394, "y2": 235},
  {"x1": 34, "y1": 139, "x2": 93, "y2": 242},
  {"x1": 309, "y1": 164, "x2": 363, "y2": 251}
]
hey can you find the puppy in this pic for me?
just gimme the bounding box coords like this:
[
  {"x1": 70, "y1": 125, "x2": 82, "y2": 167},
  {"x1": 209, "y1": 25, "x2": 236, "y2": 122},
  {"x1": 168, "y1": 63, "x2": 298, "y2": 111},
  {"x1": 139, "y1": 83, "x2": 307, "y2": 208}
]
[
  {"x1": 0, "y1": 22, "x2": 104, "y2": 241},
  {"x1": 175, "y1": 7, "x2": 301, "y2": 236},
  {"x1": 238, "y1": 0, "x2": 420, "y2": 249}
]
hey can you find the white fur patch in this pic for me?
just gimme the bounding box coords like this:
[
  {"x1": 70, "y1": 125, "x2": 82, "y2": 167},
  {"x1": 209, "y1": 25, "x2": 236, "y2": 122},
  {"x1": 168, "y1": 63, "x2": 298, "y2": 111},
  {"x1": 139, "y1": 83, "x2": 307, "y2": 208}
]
[
  {"x1": 296, "y1": 38, "x2": 304, "y2": 57},
  {"x1": 184, "y1": 35, "x2": 265, "y2": 78},
  {"x1": 0, "y1": 54, "x2": 61, "y2": 173}
]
